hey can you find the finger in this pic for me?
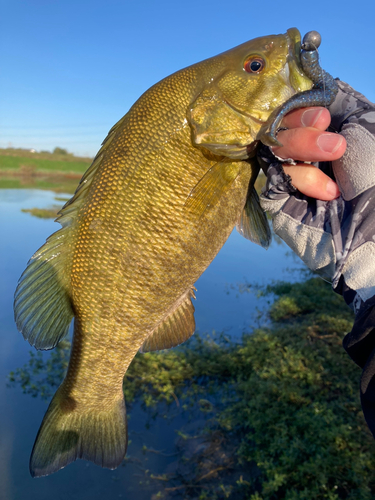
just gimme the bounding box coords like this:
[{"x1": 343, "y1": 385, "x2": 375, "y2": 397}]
[
  {"x1": 281, "y1": 107, "x2": 331, "y2": 131},
  {"x1": 283, "y1": 164, "x2": 340, "y2": 200},
  {"x1": 273, "y1": 128, "x2": 347, "y2": 162}
]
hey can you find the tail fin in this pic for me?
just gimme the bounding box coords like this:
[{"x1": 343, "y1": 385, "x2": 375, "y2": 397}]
[{"x1": 30, "y1": 387, "x2": 127, "y2": 477}]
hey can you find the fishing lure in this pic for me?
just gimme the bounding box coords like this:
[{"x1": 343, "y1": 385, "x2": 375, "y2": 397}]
[{"x1": 262, "y1": 30, "x2": 339, "y2": 147}]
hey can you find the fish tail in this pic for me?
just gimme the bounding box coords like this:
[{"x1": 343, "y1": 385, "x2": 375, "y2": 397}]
[{"x1": 30, "y1": 386, "x2": 127, "y2": 477}]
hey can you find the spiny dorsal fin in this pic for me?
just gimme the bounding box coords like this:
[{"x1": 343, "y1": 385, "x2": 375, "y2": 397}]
[
  {"x1": 60, "y1": 113, "x2": 126, "y2": 218},
  {"x1": 236, "y1": 186, "x2": 271, "y2": 249},
  {"x1": 14, "y1": 117, "x2": 126, "y2": 350},
  {"x1": 184, "y1": 161, "x2": 241, "y2": 219},
  {"x1": 140, "y1": 288, "x2": 196, "y2": 353}
]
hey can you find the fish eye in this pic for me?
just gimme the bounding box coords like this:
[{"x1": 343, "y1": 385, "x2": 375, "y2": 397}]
[{"x1": 244, "y1": 57, "x2": 265, "y2": 74}]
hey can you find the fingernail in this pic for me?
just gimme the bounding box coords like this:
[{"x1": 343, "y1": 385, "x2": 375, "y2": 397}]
[
  {"x1": 301, "y1": 108, "x2": 323, "y2": 127},
  {"x1": 326, "y1": 179, "x2": 340, "y2": 198},
  {"x1": 317, "y1": 134, "x2": 343, "y2": 153}
]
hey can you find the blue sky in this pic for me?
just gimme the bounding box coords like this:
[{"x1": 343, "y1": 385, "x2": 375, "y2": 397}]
[{"x1": 1, "y1": 0, "x2": 374, "y2": 157}]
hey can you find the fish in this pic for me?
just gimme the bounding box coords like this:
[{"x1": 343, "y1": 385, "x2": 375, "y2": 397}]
[{"x1": 14, "y1": 27, "x2": 313, "y2": 477}]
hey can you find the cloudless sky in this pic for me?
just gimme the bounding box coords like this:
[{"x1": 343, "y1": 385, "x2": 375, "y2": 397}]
[{"x1": 1, "y1": 0, "x2": 374, "y2": 157}]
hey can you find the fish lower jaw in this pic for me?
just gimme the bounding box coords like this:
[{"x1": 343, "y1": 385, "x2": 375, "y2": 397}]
[{"x1": 198, "y1": 142, "x2": 253, "y2": 160}]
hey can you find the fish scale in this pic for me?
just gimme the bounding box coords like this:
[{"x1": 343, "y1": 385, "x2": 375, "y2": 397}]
[{"x1": 14, "y1": 28, "x2": 320, "y2": 476}]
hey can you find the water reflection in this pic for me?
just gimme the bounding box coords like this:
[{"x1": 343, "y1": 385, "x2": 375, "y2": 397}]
[{"x1": 0, "y1": 188, "x2": 300, "y2": 499}]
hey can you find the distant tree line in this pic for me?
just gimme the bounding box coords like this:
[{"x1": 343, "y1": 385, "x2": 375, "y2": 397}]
[{"x1": 53, "y1": 147, "x2": 68, "y2": 155}]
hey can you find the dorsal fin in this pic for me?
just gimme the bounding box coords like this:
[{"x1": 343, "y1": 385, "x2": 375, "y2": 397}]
[
  {"x1": 59, "y1": 113, "x2": 126, "y2": 222},
  {"x1": 14, "y1": 117, "x2": 126, "y2": 350},
  {"x1": 140, "y1": 288, "x2": 196, "y2": 353}
]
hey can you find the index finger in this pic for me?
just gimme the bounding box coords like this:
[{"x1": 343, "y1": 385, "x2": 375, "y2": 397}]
[{"x1": 281, "y1": 107, "x2": 331, "y2": 131}]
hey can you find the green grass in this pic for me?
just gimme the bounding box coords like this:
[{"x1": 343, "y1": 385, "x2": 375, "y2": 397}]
[
  {"x1": 21, "y1": 207, "x2": 61, "y2": 219},
  {"x1": 0, "y1": 148, "x2": 89, "y2": 192},
  {"x1": 0, "y1": 179, "x2": 25, "y2": 189},
  {"x1": 0, "y1": 147, "x2": 92, "y2": 163},
  {"x1": 0, "y1": 152, "x2": 90, "y2": 174}
]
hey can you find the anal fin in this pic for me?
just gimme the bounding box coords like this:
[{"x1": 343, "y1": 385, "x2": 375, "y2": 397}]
[{"x1": 140, "y1": 288, "x2": 196, "y2": 353}]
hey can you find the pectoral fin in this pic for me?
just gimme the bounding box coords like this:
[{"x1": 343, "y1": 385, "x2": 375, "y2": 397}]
[
  {"x1": 184, "y1": 161, "x2": 241, "y2": 219},
  {"x1": 236, "y1": 186, "x2": 271, "y2": 249},
  {"x1": 140, "y1": 288, "x2": 196, "y2": 353}
]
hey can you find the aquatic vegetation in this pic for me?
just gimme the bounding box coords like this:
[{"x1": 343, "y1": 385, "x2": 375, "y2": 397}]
[
  {"x1": 9, "y1": 277, "x2": 375, "y2": 498},
  {"x1": 21, "y1": 206, "x2": 61, "y2": 219}
]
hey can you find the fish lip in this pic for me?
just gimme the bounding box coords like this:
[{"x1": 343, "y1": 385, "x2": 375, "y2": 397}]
[
  {"x1": 286, "y1": 27, "x2": 303, "y2": 72},
  {"x1": 200, "y1": 142, "x2": 251, "y2": 159},
  {"x1": 194, "y1": 133, "x2": 251, "y2": 149},
  {"x1": 285, "y1": 27, "x2": 314, "y2": 92}
]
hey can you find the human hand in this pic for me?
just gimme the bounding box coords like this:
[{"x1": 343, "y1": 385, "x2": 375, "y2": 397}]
[{"x1": 272, "y1": 107, "x2": 346, "y2": 200}]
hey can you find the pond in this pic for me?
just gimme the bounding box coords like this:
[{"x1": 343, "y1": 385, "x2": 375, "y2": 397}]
[{"x1": 0, "y1": 189, "x2": 303, "y2": 500}]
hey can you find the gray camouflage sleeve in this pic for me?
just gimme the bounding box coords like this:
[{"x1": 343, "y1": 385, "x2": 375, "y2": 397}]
[{"x1": 259, "y1": 80, "x2": 375, "y2": 436}]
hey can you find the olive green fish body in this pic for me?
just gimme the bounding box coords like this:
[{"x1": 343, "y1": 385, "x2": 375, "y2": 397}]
[
  {"x1": 64, "y1": 69, "x2": 254, "y2": 401},
  {"x1": 14, "y1": 28, "x2": 313, "y2": 476}
]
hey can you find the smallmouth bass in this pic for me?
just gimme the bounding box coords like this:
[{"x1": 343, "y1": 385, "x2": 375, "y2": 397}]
[{"x1": 15, "y1": 28, "x2": 313, "y2": 476}]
